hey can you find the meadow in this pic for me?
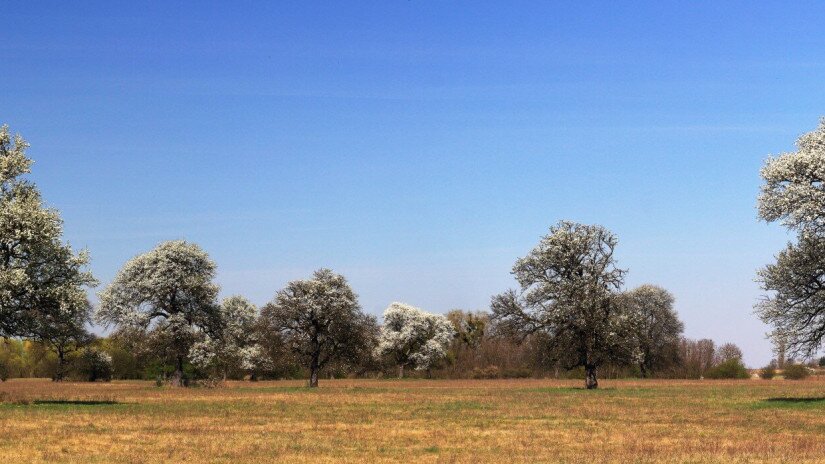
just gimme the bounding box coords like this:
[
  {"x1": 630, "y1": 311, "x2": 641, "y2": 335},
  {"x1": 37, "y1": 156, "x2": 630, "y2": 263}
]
[{"x1": 1, "y1": 378, "x2": 823, "y2": 463}]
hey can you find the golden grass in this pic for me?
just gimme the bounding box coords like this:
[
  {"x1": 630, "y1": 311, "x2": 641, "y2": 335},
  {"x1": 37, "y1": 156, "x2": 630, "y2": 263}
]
[{"x1": 1, "y1": 377, "x2": 824, "y2": 463}]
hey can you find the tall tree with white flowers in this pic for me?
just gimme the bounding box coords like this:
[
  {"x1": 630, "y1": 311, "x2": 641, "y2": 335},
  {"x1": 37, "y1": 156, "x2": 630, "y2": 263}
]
[
  {"x1": 259, "y1": 269, "x2": 377, "y2": 387},
  {"x1": 757, "y1": 119, "x2": 825, "y2": 358},
  {"x1": 491, "y1": 221, "x2": 636, "y2": 389},
  {"x1": 375, "y1": 302, "x2": 455, "y2": 378},
  {"x1": 0, "y1": 124, "x2": 96, "y2": 358},
  {"x1": 96, "y1": 240, "x2": 221, "y2": 386}
]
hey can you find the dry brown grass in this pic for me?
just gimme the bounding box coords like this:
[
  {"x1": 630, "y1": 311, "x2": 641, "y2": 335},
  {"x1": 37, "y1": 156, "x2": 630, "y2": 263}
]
[{"x1": 1, "y1": 377, "x2": 824, "y2": 463}]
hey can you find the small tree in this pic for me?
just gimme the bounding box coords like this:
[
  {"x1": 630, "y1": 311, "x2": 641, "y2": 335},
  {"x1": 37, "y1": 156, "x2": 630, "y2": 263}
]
[
  {"x1": 189, "y1": 296, "x2": 264, "y2": 380},
  {"x1": 620, "y1": 285, "x2": 684, "y2": 377},
  {"x1": 76, "y1": 346, "x2": 113, "y2": 382},
  {"x1": 259, "y1": 269, "x2": 376, "y2": 387},
  {"x1": 491, "y1": 221, "x2": 634, "y2": 389},
  {"x1": 96, "y1": 241, "x2": 221, "y2": 386},
  {"x1": 33, "y1": 300, "x2": 93, "y2": 381},
  {"x1": 759, "y1": 363, "x2": 776, "y2": 380},
  {"x1": 376, "y1": 302, "x2": 454, "y2": 378},
  {"x1": 715, "y1": 342, "x2": 744, "y2": 365},
  {"x1": 447, "y1": 310, "x2": 487, "y2": 349}
]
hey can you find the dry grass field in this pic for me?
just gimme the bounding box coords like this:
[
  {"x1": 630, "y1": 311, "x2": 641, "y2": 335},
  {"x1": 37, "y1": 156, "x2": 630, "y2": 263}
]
[{"x1": 1, "y1": 377, "x2": 823, "y2": 463}]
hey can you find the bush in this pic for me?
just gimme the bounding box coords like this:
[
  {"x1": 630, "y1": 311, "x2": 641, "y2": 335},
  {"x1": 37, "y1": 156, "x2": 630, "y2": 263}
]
[
  {"x1": 704, "y1": 359, "x2": 749, "y2": 379},
  {"x1": 759, "y1": 365, "x2": 776, "y2": 380},
  {"x1": 782, "y1": 364, "x2": 810, "y2": 380},
  {"x1": 471, "y1": 365, "x2": 500, "y2": 379}
]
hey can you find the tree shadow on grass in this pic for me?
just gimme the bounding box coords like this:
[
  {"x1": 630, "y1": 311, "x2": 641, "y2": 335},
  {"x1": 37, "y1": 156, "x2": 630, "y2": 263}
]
[
  {"x1": 32, "y1": 400, "x2": 120, "y2": 405},
  {"x1": 764, "y1": 397, "x2": 825, "y2": 403},
  {"x1": 527, "y1": 387, "x2": 621, "y2": 393}
]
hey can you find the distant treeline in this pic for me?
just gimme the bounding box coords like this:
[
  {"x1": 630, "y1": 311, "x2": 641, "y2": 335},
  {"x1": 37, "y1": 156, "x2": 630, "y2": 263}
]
[
  {"x1": 0, "y1": 325, "x2": 760, "y2": 382},
  {"x1": 4, "y1": 119, "x2": 825, "y2": 390}
]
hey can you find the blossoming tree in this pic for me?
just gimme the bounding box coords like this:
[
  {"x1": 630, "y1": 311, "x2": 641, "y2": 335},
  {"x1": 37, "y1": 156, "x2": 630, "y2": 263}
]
[
  {"x1": 619, "y1": 285, "x2": 683, "y2": 377},
  {"x1": 491, "y1": 221, "x2": 636, "y2": 389},
  {"x1": 757, "y1": 119, "x2": 825, "y2": 358},
  {"x1": 375, "y1": 302, "x2": 454, "y2": 378},
  {"x1": 96, "y1": 240, "x2": 221, "y2": 386},
  {"x1": 259, "y1": 269, "x2": 376, "y2": 387},
  {"x1": 0, "y1": 124, "x2": 96, "y2": 382}
]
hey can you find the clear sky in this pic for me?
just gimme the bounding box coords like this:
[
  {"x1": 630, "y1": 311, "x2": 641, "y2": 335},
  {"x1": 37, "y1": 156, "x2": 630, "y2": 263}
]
[{"x1": 3, "y1": 2, "x2": 825, "y2": 366}]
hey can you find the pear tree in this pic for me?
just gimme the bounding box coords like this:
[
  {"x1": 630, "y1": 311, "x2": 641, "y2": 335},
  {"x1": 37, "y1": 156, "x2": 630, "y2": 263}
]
[
  {"x1": 491, "y1": 221, "x2": 635, "y2": 389},
  {"x1": 96, "y1": 240, "x2": 220, "y2": 386},
  {"x1": 375, "y1": 302, "x2": 454, "y2": 378},
  {"x1": 757, "y1": 119, "x2": 825, "y2": 358}
]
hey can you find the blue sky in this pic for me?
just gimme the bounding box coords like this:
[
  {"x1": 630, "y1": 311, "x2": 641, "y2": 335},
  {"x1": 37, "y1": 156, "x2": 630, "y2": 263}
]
[{"x1": 3, "y1": 2, "x2": 825, "y2": 366}]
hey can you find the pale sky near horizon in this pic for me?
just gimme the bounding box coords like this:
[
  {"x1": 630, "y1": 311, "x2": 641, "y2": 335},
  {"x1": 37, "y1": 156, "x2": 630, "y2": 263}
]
[{"x1": 3, "y1": 2, "x2": 825, "y2": 366}]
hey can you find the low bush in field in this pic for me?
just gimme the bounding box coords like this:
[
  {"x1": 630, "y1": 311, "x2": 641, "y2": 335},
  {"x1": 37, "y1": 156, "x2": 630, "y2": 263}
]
[
  {"x1": 470, "y1": 365, "x2": 534, "y2": 379},
  {"x1": 704, "y1": 359, "x2": 749, "y2": 379},
  {"x1": 471, "y1": 366, "x2": 500, "y2": 379},
  {"x1": 759, "y1": 365, "x2": 776, "y2": 379},
  {"x1": 782, "y1": 364, "x2": 810, "y2": 380}
]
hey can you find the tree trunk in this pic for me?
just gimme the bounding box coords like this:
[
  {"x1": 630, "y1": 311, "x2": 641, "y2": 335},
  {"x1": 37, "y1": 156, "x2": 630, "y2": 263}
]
[
  {"x1": 639, "y1": 363, "x2": 648, "y2": 379},
  {"x1": 585, "y1": 365, "x2": 598, "y2": 389},
  {"x1": 54, "y1": 348, "x2": 67, "y2": 382},
  {"x1": 398, "y1": 364, "x2": 405, "y2": 379},
  {"x1": 170, "y1": 355, "x2": 186, "y2": 387},
  {"x1": 309, "y1": 353, "x2": 320, "y2": 388}
]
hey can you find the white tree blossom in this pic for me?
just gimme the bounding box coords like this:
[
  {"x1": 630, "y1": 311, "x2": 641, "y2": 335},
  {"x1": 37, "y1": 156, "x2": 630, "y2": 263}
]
[
  {"x1": 375, "y1": 302, "x2": 454, "y2": 378},
  {"x1": 96, "y1": 240, "x2": 220, "y2": 386},
  {"x1": 758, "y1": 119, "x2": 825, "y2": 233}
]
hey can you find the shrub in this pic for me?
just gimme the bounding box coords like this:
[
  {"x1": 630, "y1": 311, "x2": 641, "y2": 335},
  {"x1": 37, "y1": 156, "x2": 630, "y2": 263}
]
[
  {"x1": 704, "y1": 359, "x2": 749, "y2": 379},
  {"x1": 759, "y1": 365, "x2": 776, "y2": 380},
  {"x1": 782, "y1": 364, "x2": 809, "y2": 380},
  {"x1": 471, "y1": 365, "x2": 500, "y2": 379}
]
